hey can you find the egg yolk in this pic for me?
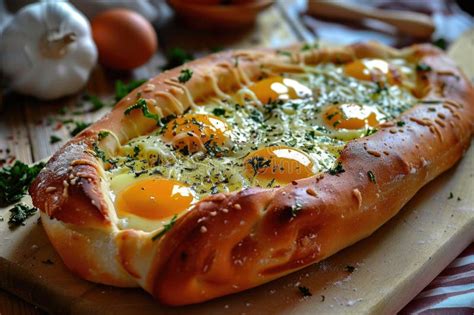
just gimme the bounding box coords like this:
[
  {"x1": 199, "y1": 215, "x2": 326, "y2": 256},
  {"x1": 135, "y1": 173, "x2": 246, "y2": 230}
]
[
  {"x1": 249, "y1": 76, "x2": 312, "y2": 104},
  {"x1": 244, "y1": 146, "x2": 314, "y2": 183},
  {"x1": 163, "y1": 114, "x2": 230, "y2": 154},
  {"x1": 324, "y1": 103, "x2": 379, "y2": 130},
  {"x1": 344, "y1": 59, "x2": 400, "y2": 85},
  {"x1": 116, "y1": 178, "x2": 194, "y2": 220}
]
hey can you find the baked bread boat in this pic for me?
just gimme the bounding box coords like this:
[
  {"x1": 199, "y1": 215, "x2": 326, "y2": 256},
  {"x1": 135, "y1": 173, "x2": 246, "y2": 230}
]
[{"x1": 30, "y1": 42, "x2": 474, "y2": 305}]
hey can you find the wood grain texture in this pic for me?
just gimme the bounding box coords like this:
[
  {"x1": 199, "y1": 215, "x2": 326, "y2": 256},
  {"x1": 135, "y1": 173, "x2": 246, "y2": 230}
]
[
  {"x1": 448, "y1": 29, "x2": 474, "y2": 80},
  {"x1": 0, "y1": 98, "x2": 33, "y2": 165},
  {"x1": 0, "y1": 289, "x2": 45, "y2": 315},
  {"x1": 0, "y1": 290, "x2": 45, "y2": 315}
]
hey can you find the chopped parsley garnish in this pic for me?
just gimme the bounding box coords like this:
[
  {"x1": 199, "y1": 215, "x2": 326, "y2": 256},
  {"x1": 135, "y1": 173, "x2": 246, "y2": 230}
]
[
  {"x1": 288, "y1": 138, "x2": 297, "y2": 146},
  {"x1": 298, "y1": 286, "x2": 312, "y2": 297},
  {"x1": 212, "y1": 108, "x2": 226, "y2": 116},
  {"x1": 8, "y1": 203, "x2": 37, "y2": 228},
  {"x1": 69, "y1": 121, "x2": 91, "y2": 136},
  {"x1": 203, "y1": 140, "x2": 225, "y2": 157},
  {"x1": 92, "y1": 143, "x2": 107, "y2": 162},
  {"x1": 305, "y1": 130, "x2": 316, "y2": 140},
  {"x1": 276, "y1": 50, "x2": 292, "y2": 57},
  {"x1": 325, "y1": 112, "x2": 337, "y2": 120},
  {"x1": 291, "y1": 201, "x2": 303, "y2": 218},
  {"x1": 178, "y1": 69, "x2": 193, "y2": 83},
  {"x1": 367, "y1": 170, "x2": 376, "y2": 183},
  {"x1": 433, "y1": 38, "x2": 447, "y2": 50},
  {"x1": 374, "y1": 82, "x2": 387, "y2": 94},
  {"x1": 416, "y1": 63, "x2": 432, "y2": 72},
  {"x1": 365, "y1": 128, "x2": 377, "y2": 136},
  {"x1": 448, "y1": 192, "x2": 454, "y2": 199},
  {"x1": 328, "y1": 162, "x2": 345, "y2": 175},
  {"x1": 49, "y1": 135, "x2": 62, "y2": 144},
  {"x1": 301, "y1": 42, "x2": 319, "y2": 51},
  {"x1": 249, "y1": 109, "x2": 263, "y2": 123},
  {"x1": 124, "y1": 98, "x2": 161, "y2": 126},
  {"x1": 345, "y1": 265, "x2": 356, "y2": 273},
  {"x1": 163, "y1": 47, "x2": 194, "y2": 70},
  {"x1": 115, "y1": 79, "x2": 147, "y2": 103},
  {"x1": 84, "y1": 94, "x2": 106, "y2": 111},
  {"x1": 179, "y1": 146, "x2": 190, "y2": 156},
  {"x1": 57, "y1": 107, "x2": 67, "y2": 115},
  {"x1": 247, "y1": 156, "x2": 271, "y2": 177},
  {"x1": 98, "y1": 130, "x2": 110, "y2": 141},
  {"x1": 0, "y1": 161, "x2": 45, "y2": 207},
  {"x1": 397, "y1": 121, "x2": 406, "y2": 127},
  {"x1": 266, "y1": 178, "x2": 276, "y2": 188},
  {"x1": 133, "y1": 146, "x2": 141, "y2": 158},
  {"x1": 152, "y1": 215, "x2": 178, "y2": 241}
]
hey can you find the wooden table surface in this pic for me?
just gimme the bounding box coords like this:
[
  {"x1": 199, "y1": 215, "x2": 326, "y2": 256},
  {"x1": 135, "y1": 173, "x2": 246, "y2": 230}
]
[{"x1": 0, "y1": 1, "x2": 472, "y2": 314}]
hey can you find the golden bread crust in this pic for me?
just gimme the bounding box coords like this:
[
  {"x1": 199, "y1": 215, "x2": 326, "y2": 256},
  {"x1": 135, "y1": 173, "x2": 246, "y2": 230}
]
[{"x1": 30, "y1": 42, "x2": 474, "y2": 305}]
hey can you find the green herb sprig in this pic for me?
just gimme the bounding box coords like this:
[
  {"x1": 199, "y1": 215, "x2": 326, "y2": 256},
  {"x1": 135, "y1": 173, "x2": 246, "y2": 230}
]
[
  {"x1": 247, "y1": 157, "x2": 271, "y2": 177},
  {"x1": 92, "y1": 143, "x2": 107, "y2": 162},
  {"x1": 152, "y1": 215, "x2": 178, "y2": 241},
  {"x1": 84, "y1": 94, "x2": 106, "y2": 111},
  {"x1": 8, "y1": 203, "x2": 38, "y2": 228},
  {"x1": 98, "y1": 130, "x2": 110, "y2": 141},
  {"x1": 178, "y1": 69, "x2": 193, "y2": 83},
  {"x1": 115, "y1": 79, "x2": 147, "y2": 103},
  {"x1": 70, "y1": 121, "x2": 91, "y2": 136},
  {"x1": 163, "y1": 48, "x2": 194, "y2": 70},
  {"x1": 49, "y1": 135, "x2": 62, "y2": 144},
  {"x1": 124, "y1": 99, "x2": 161, "y2": 126},
  {"x1": 416, "y1": 63, "x2": 432, "y2": 72},
  {"x1": 212, "y1": 108, "x2": 226, "y2": 116},
  {"x1": 367, "y1": 170, "x2": 376, "y2": 183},
  {"x1": 0, "y1": 161, "x2": 45, "y2": 207},
  {"x1": 329, "y1": 162, "x2": 345, "y2": 175},
  {"x1": 301, "y1": 42, "x2": 319, "y2": 51}
]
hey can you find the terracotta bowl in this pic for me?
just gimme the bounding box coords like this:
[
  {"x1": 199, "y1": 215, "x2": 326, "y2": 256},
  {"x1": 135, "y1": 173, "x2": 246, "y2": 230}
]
[{"x1": 166, "y1": 0, "x2": 274, "y2": 30}]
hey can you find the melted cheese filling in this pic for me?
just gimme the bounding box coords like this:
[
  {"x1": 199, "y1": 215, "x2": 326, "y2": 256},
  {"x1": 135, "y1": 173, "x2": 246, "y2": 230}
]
[{"x1": 105, "y1": 59, "x2": 418, "y2": 231}]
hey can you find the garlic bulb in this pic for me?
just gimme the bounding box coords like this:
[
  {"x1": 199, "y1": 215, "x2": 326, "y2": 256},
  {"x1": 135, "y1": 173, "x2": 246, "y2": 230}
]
[
  {"x1": 0, "y1": 0, "x2": 12, "y2": 32},
  {"x1": 0, "y1": 1, "x2": 97, "y2": 100}
]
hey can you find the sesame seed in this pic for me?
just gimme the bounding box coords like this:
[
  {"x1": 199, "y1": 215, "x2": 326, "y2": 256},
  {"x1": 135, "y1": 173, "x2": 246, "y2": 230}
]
[
  {"x1": 367, "y1": 150, "x2": 381, "y2": 157},
  {"x1": 306, "y1": 188, "x2": 317, "y2": 197}
]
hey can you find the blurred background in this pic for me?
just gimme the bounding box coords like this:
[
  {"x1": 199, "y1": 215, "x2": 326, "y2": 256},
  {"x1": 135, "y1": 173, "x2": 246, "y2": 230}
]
[
  {"x1": 2, "y1": 0, "x2": 473, "y2": 80},
  {"x1": 1, "y1": 0, "x2": 473, "y2": 108}
]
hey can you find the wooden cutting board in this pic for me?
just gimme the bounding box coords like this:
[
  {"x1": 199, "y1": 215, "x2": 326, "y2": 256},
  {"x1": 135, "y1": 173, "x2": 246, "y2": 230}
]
[{"x1": 1, "y1": 30, "x2": 473, "y2": 315}]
